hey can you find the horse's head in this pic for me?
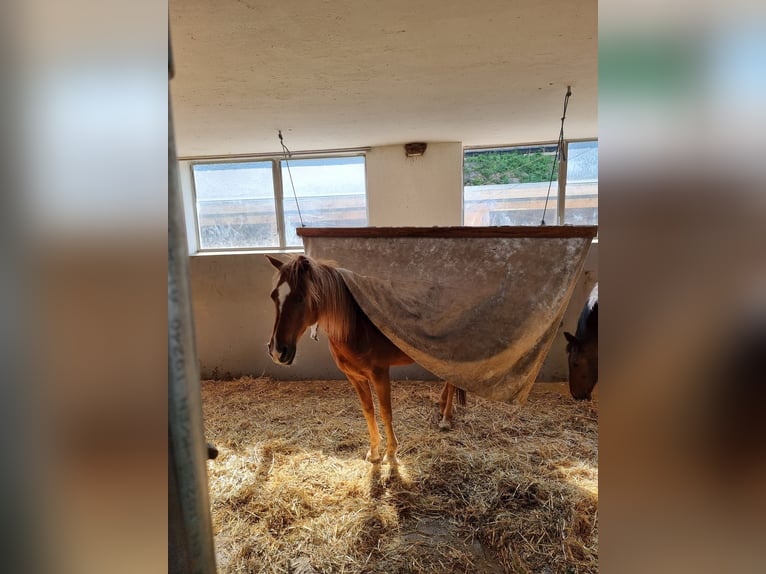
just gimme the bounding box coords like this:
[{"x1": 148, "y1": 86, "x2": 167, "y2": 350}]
[
  {"x1": 564, "y1": 332, "x2": 598, "y2": 400},
  {"x1": 266, "y1": 254, "x2": 320, "y2": 365}
]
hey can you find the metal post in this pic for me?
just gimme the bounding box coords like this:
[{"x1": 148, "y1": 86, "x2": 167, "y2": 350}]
[
  {"x1": 168, "y1": 33, "x2": 217, "y2": 574},
  {"x1": 557, "y1": 140, "x2": 568, "y2": 226},
  {"x1": 273, "y1": 158, "x2": 287, "y2": 248}
]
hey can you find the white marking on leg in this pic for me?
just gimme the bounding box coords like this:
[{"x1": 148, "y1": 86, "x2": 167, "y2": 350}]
[{"x1": 309, "y1": 323, "x2": 318, "y2": 341}]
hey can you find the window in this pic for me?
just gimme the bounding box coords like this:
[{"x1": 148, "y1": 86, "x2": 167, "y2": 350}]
[
  {"x1": 463, "y1": 141, "x2": 598, "y2": 226},
  {"x1": 192, "y1": 155, "x2": 367, "y2": 250},
  {"x1": 564, "y1": 141, "x2": 598, "y2": 225},
  {"x1": 280, "y1": 157, "x2": 367, "y2": 246},
  {"x1": 463, "y1": 145, "x2": 559, "y2": 226},
  {"x1": 193, "y1": 161, "x2": 278, "y2": 249}
]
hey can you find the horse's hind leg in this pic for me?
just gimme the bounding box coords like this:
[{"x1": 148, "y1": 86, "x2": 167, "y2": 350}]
[
  {"x1": 348, "y1": 376, "x2": 382, "y2": 463},
  {"x1": 439, "y1": 383, "x2": 455, "y2": 430},
  {"x1": 439, "y1": 384, "x2": 466, "y2": 430},
  {"x1": 371, "y1": 369, "x2": 398, "y2": 465}
]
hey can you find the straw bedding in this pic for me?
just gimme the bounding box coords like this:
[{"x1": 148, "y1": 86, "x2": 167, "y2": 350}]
[{"x1": 202, "y1": 377, "x2": 598, "y2": 574}]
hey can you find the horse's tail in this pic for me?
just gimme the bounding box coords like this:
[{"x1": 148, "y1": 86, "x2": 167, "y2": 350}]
[{"x1": 456, "y1": 387, "x2": 467, "y2": 407}]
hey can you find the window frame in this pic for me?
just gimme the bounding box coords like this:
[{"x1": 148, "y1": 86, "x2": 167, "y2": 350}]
[
  {"x1": 187, "y1": 149, "x2": 369, "y2": 253},
  {"x1": 462, "y1": 138, "x2": 598, "y2": 227}
]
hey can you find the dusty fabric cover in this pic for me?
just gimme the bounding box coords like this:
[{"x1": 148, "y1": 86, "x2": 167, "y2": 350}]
[{"x1": 302, "y1": 232, "x2": 593, "y2": 404}]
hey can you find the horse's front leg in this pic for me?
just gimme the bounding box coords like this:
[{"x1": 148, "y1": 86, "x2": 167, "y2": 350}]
[
  {"x1": 371, "y1": 368, "x2": 398, "y2": 465},
  {"x1": 347, "y1": 375, "x2": 382, "y2": 463}
]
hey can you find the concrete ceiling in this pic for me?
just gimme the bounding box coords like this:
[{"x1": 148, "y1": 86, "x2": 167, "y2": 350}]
[{"x1": 169, "y1": 0, "x2": 597, "y2": 158}]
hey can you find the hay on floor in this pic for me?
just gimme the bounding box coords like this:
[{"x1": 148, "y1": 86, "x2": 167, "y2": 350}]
[{"x1": 202, "y1": 377, "x2": 598, "y2": 574}]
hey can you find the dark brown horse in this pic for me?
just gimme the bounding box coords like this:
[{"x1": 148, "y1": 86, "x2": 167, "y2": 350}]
[
  {"x1": 266, "y1": 254, "x2": 465, "y2": 464},
  {"x1": 564, "y1": 283, "x2": 598, "y2": 400}
]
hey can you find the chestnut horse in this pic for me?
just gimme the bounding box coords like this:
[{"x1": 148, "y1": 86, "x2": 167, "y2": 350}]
[{"x1": 266, "y1": 254, "x2": 465, "y2": 464}]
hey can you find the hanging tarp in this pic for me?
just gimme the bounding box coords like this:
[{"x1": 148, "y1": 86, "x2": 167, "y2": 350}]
[{"x1": 298, "y1": 227, "x2": 597, "y2": 404}]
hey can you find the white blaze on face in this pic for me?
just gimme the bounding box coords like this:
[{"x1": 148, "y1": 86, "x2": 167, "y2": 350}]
[{"x1": 277, "y1": 281, "x2": 291, "y2": 313}]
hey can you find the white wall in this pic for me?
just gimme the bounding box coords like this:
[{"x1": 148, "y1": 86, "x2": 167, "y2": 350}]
[
  {"x1": 185, "y1": 141, "x2": 598, "y2": 383},
  {"x1": 366, "y1": 143, "x2": 463, "y2": 226}
]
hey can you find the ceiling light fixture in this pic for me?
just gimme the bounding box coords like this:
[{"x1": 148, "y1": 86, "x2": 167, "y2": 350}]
[{"x1": 404, "y1": 142, "x2": 427, "y2": 157}]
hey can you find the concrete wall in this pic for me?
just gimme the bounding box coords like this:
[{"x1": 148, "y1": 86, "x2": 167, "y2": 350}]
[
  {"x1": 185, "y1": 142, "x2": 598, "y2": 382},
  {"x1": 366, "y1": 143, "x2": 463, "y2": 226}
]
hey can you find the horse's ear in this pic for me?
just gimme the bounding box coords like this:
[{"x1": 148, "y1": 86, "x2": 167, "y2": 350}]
[
  {"x1": 564, "y1": 331, "x2": 579, "y2": 351},
  {"x1": 296, "y1": 254, "x2": 311, "y2": 269},
  {"x1": 564, "y1": 332, "x2": 578, "y2": 344},
  {"x1": 265, "y1": 255, "x2": 284, "y2": 270}
]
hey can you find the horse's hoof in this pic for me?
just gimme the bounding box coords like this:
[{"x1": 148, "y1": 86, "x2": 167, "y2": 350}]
[
  {"x1": 438, "y1": 419, "x2": 452, "y2": 431},
  {"x1": 383, "y1": 453, "x2": 399, "y2": 466},
  {"x1": 365, "y1": 450, "x2": 381, "y2": 464}
]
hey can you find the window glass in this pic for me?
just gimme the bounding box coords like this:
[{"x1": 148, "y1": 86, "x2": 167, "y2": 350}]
[
  {"x1": 191, "y1": 155, "x2": 367, "y2": 250},
  {"x1": 281, "y1": 156, "x2": 367, "y2": 246},
  {"x1": 565, "y1": 141, "x2": 598, "y2": 225},
  {"x1": 463, "y1": 145, "x2": 559, "y2": 226},
  {"x1": 193, "y1": 161, "x2": 278, "y2": 249}
]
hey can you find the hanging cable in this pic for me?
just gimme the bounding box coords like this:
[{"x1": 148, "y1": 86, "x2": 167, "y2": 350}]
[
  {"x1": 540, "y1": 86, "x2": 571, "y2": 226},
  {"x1": 278, "y1": 130, "x2": 305, "y2": 228}
]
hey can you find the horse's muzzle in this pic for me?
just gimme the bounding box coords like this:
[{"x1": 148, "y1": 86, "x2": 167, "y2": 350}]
[
  {"x1": 570, "y1": 390, "x2": 592, "y2": 401},
  {"x1": 268, "y1": 342, "x2": 296, "y2": 365}
]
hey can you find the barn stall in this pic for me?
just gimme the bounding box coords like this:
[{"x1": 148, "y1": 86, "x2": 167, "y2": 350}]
[{"x1": 168, "y1": 1, "x2": 599, "y2": 572}]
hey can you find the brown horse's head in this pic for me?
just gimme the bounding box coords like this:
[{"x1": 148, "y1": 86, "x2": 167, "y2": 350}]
[
  {"x1": 565, "y1": 285, "x2": 598, "y2": 400},
  {"x1": 564, "y1": 332, "x2": 598, "y2": 400},
  {"x1": 266, "y1": 255, "x2": 320, "y2": 365}
]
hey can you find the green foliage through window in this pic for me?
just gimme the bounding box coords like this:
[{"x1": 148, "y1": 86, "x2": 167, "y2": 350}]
[{"x1": 463, "y1": 149, "x2": 557, "y2": 186}]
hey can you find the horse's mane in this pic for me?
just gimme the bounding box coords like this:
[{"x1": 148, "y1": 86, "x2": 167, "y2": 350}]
[{"x1": 282, "y1": 256, "x2": 357, "y2": 342}]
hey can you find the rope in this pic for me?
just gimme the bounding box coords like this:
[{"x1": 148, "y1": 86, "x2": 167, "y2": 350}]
[
  {"x1": 540, "y1": 86, "x2": 572, "y2": 226},
  {"x1": 278, "y1": 130, "x2": 305, "y2": 228}
]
